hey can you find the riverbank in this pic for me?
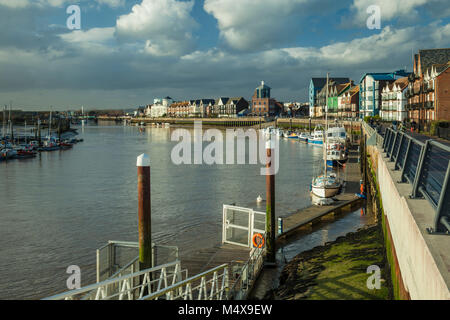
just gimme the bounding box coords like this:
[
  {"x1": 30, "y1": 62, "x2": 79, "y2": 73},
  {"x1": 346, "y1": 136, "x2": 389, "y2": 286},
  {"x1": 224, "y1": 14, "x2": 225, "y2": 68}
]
[{"x1": 265, "y1": 224, "x2": 392, "y2": 300}]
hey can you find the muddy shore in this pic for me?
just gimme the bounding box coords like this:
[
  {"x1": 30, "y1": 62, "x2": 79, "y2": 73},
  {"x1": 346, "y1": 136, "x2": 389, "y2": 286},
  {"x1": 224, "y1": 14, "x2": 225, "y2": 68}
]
[{"x1": 265, "y1": 224, "x2": 392, "y2": 300}]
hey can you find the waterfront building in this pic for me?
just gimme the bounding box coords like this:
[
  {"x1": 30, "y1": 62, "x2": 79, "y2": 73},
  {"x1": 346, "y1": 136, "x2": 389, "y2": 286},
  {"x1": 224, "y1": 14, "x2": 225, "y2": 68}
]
[
  {"x1": 133, "y1": 106, "x2": 145, "y2": 117},
  {"x1": 359, "y1": 70, "x2": 410, "y2": 119},
  {"x1": 211, "y1": 97, "x2": 249, "y2": 118},
  {"x1": 188, "y1": 99, "x2": 215, "y2": 117},
  {"x1": 340, "y1": 85, "x2": 360, "y2": 119},
  {"x1": 316, "y1": 79, "x2": 351, "y2": 118},
  {"x1": 168, "y1": 101, "x2": 190, "y2": 117},
  {"x1": 145, "y1": 104, "x2": 152, "y2": 117},
  {"x1": 406, "y1": 48, "x2": 450, "y2": 130},
  {"x1": 251, "y1": 81, "x2": 281, "y2": 116},
  {"x1": 309, "y1": 77, "x2": 350, "y2": 118},
  {"x1": 381, "y1": 77, "x2": 409, "y2": 122},
  {"x1": 148, "y1": 97, "x2": 173, "y2": 118},
  {"x1": 329, "y1": 82, "x2": 352, "y2": 119}
]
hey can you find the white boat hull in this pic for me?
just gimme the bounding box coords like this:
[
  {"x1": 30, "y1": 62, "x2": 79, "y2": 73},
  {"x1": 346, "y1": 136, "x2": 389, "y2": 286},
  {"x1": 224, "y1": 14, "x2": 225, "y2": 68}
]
[{"x1": 311, "y1": 185, "x2": 340, "y2": 198}]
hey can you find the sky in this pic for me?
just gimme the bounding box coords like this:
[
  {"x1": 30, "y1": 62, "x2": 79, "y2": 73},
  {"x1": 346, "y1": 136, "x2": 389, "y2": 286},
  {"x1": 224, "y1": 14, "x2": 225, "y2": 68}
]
[{"x1": 0, "y1": 0, "x2": 449, "y2": 111}]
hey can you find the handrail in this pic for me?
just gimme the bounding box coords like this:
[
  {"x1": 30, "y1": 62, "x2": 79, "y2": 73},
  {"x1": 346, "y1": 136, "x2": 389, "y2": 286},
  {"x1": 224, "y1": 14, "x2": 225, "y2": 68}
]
[
  {"x1": 228, "y1": 245, "x2": 265, "y2": 300},
  {"x1": 43, "y1": 261, "x2": 180, "y2": 300},
  {"x1": 362, "y1": 122, "x2": 450, "y2": 234},
  {"x1": 140, "y1": 263, "x2": 229, "y2": 300}
]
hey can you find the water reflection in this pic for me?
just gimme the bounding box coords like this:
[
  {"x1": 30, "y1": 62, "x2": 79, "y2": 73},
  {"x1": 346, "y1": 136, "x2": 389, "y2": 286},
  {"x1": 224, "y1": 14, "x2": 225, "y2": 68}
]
[{"x1": 0, "y1": 123, "x2": 326, "y2": 299}]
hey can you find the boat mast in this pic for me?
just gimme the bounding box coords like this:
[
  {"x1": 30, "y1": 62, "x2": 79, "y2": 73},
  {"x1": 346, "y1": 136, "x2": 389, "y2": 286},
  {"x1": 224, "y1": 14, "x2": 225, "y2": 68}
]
[
  {"x1": 8, "y1": 102, "x2": 11, "y2": 139},
  {"x1": 48, "y1": 107, "x2": 52, "y2": 138},
  {"x1": 324, "y1": 73, "x2": 329, "y2": 179},
  {"x1": 2, "y1": 105, "x2": 5, "y2": 139}
]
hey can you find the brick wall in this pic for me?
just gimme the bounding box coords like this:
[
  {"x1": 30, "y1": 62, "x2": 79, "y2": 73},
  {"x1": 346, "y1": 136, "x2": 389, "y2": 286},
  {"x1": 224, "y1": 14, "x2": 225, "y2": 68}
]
[{"x1": 436, "y1": 68, "x2": 450, "y2": 120}]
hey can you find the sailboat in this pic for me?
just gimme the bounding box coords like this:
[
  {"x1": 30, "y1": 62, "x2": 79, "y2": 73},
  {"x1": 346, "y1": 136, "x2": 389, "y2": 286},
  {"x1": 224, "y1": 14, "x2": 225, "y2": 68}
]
[
  {"x1": 81, "y1": 106, "x2": 86, "y2": 126},
  {"x1": 311, "y1": 73, "x2": 342, "y2": 199}
]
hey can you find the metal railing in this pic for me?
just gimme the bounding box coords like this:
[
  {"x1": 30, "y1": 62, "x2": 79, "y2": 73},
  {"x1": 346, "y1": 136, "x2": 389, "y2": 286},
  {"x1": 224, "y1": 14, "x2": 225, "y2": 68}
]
[
  {"x1": 222, "y1": 205, "x2": 266, "y2": 248},
  {"x1": 381, "y1": 127, "x2": 450, "y2": 234},
  {"x1": 228, "y1": 245, "x2": 266, "y2": 300},
  {"x1": 96, "y1": 240, "x2": 179, "y2": 282},
  {"x1": 43, "y1": 261, "x2": 187, "y2": 300},
  {"x1": 140, "y1": 264, "x2": 229, "y2": 300}
]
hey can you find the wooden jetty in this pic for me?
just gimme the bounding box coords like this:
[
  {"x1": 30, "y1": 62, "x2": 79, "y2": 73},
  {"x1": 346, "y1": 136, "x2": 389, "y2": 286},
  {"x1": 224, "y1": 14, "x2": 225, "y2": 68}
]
[
  {"x1": 277, "y1": 143, "x2": 364, "y2": 242},
  {"x1": 178, "y1": 144, "x2": 364, "y2": 289}
]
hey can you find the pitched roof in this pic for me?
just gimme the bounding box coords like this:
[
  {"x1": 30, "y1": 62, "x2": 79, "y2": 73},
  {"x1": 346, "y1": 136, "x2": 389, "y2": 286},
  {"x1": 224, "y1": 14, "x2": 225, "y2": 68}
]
[
  {"x1": 311, "y1": 77, "x2": 350, "y2": 88},
  {"x1": 347, "y1": 85, "x2": 360, "y2": 97},
  {"x1": 393, "y1": 77, "x2": 409, "y2": 90},
  {"x1": 418, "y1": 48, "x2": 450, "y2": 72},
  {"x1": 424, "y1": 61, "x2": 450, "y2": 75},
  {"x1": 337, "y1": 83, "x2": 352, "y2": 95}
]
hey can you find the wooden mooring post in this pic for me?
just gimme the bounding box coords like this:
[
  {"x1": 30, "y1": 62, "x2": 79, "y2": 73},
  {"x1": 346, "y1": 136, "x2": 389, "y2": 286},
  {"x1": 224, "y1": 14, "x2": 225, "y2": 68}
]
[
  {"x1": 137, "y1": 153, "x2": 152, "y2": 271},
  {"x1": 265, "y1": 140, "x2": 276, "y2": 264}
]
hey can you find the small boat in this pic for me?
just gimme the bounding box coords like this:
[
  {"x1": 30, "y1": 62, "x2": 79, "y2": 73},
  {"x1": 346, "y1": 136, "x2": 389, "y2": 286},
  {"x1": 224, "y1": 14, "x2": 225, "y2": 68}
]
[
  {"x1": 287, "y1": 132, "x2": 299, "y2": 139},
  {"x1": 326, "y1": 123, "x2": 347, "y2": 143},
  {"x1": 39, "y1": 139, "x2": 60, "y2": 151},
  {"x1": 311, "y1": 173, "x2": 341, "y2": 198},
  {"x1": 274, "y1": 128, "x2": 283, "y2": 137},
  {"x1": 15, "y1": 148, "x2": 36, "y2": 159},
  {"x1": 1, "y1": 148, "x2": 17, "y2": 160},
  {"x1": 308, "y1": 127, "x2": 324, "y2": 145},
  {"x1": 59, "y1": 141, "x2": 74, "y2": 149},
  {"x1": 325, "y1": 139, "x2": 348, "y2": 166},
  {"x1": 298, "y1": 132, "x2": 309, "y2": 142}
]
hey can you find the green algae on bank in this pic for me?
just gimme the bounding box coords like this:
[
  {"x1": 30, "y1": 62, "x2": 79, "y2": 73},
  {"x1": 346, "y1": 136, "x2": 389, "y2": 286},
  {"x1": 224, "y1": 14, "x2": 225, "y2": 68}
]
[{"x1": 267, "y1": 225, "x2": 392, "y2": 300}]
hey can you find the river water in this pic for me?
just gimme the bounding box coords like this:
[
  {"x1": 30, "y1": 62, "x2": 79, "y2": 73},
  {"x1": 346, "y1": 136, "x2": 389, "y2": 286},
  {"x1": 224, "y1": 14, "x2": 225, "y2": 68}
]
[{"x1": 1, "y1": 122, "x2": 333, "y2": 299}]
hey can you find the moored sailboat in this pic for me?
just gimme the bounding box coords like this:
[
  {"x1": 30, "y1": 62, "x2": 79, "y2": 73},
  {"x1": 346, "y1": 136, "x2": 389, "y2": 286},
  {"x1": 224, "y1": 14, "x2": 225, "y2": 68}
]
[{"x1": 311, "y1": 73, "x2": 342, "y2": 199}]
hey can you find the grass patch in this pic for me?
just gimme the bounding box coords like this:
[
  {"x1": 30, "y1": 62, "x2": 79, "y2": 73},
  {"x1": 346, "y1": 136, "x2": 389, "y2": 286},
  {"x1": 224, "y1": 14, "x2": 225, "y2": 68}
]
[{"x1": 270, "y1": 225, "x2": 391, "y2": 300}]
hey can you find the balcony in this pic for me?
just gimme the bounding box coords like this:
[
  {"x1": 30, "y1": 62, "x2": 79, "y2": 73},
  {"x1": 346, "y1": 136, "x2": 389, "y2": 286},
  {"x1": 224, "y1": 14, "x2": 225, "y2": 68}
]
[{"x1": 426, "y1": 101, "x2": 435, "y2": 109}]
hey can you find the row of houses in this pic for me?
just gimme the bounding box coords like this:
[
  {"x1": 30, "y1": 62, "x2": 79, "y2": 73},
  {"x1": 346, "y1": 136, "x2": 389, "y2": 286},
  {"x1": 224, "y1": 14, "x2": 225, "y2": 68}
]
[
  {"x1": 143, "y1": 97, "x2": 249, "y2": 118},
  {"x1": 308, "y1": 48, "x2": 450, "y2": 128},
  {"x1": 139, "y1": 81, "x2": 306, "y2": 119}
]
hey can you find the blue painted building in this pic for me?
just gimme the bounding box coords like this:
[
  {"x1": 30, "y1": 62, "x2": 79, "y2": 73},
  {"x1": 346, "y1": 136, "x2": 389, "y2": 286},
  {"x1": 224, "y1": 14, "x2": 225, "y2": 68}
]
[{"x1": 359, "y1": 70, "x2": 411, "y2": 119}]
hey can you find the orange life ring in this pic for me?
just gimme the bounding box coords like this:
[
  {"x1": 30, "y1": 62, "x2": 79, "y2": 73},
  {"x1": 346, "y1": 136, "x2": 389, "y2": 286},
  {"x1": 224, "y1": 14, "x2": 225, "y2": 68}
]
[{"x1": 252, "y1": 233, "x2": 265, "y2": 248}]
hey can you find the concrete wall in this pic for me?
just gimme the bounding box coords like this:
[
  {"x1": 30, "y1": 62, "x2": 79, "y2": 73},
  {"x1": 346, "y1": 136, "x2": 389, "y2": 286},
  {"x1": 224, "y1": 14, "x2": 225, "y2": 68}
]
[{"x1": 367, "y1": 144, "x2": 450, "y2": 299}]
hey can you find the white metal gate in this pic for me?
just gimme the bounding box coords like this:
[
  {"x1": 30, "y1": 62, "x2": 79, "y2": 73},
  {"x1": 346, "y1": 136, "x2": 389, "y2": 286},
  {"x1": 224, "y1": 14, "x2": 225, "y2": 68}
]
[{"x1": 222, "y1": 205, "x2": 266, "y2": 248}]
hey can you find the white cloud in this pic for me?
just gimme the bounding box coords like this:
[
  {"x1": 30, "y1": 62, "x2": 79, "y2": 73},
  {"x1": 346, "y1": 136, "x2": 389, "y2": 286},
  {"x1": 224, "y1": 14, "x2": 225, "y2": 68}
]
[
  {"x1": 95, "y1": 0, "x2": 125, "y2": 8},
  {"x1": 0, "y1": 0, "x2": 125, "y2": 9},
  {"x1": 116, "y1": 0, "x2": 198, "y2": 56},
  {"x1": 350, "y1": 0, "x2": 449, "y2": 25},
  {"x1": 60, "y1": 27, "x2": 115, "y2": 44},
  {"x1": 0, "y1": 0, "x2": 68, "y2": 8},
  {"x1": 203, "y1": 0, "x2": 311, "y2": 51},
  {"x1": 59, "y1": 27, "x2": 116, "y2": 53}
]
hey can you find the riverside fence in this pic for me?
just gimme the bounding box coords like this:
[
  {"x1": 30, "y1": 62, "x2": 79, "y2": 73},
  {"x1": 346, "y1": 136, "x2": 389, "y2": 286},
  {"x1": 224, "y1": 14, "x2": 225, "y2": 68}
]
[{"x1": 381, "y1": 127, "x2": 450, "y2": 235}]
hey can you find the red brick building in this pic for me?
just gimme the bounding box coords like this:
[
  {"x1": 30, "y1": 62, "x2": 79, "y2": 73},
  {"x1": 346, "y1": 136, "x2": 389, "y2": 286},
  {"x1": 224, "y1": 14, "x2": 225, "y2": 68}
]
[
  {"x1": 406, "y1": 48, "x2": 450, "y2": 130},
  {"x1": 251, "y1": 81, "x2": 281, "y2": 116}
]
